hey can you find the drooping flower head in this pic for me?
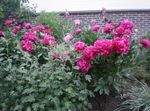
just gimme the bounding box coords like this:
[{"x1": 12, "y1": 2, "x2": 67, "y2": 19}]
[
  {"x1": 94, "y1": 39, "x2": 113, "y2": 56},
  {"x1": 140, "y1": 39, "x2": 150, "y2": 49},
  {"x1": 74, "y1": 41, "x2": 86, "y2": 53},
  {"x1": 113, "y1": 37, "x2": 130, "y2": 54}
]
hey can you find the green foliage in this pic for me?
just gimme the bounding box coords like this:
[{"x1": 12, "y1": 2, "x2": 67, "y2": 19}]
[
  {"x1": 73, "y1": 27, "x2": 140, "y2": 95},
  {"x1": 0, "y1": 0, "x2": 35, "y2": 28},
  {"x1": 0, "y1": 4, "x2": 4, "y2": 19},
  {"x1": 130, "y1": 33, "x2": 150, "y2": 81},
  {"x1": 0, "y1": 29, "x2": 93, "y2": 111},
  {"x1": 116, "y1": 82, "x2": 150, "y2": 111},
  {"x1": 37, "y1": 11, "x2": 74, "y2": 41},
  {"x1": 18, "y1": 3, "x2": 37, "y2": 22}
]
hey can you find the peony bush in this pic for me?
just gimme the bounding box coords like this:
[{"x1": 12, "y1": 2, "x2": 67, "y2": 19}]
[{"x1": 68, "y1": 18, "x2": 140, "y2": 95}]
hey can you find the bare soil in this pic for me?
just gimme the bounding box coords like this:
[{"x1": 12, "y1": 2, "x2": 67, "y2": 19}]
[{"x1": 90, "y1": 92, "x2": 129, "y2": 111}]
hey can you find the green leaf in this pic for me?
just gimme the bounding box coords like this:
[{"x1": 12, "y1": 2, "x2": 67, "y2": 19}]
[
  {"x1": 103, "y1": 87, "x2": 110, "y2": 95},
  {"x1": 22, "y1": 95, "x2": 35, "y2": 103},
  {"x1": 85, "y1": 75, "x2": 92, "y2": 82},
  {"x1": 23, "y1": 88, "x2": 35, "y2": 94},
  {"x1": 94, "y1": 86, "x2": 101, "y2": 92},
  {"x1": 26, "y1": 107, "x2": 31, "y2": 111},
  {"x1": 32, "y1": 103, "x2": 40, "y2": 111}
]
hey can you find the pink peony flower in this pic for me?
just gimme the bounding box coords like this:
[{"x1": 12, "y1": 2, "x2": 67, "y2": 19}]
[
  {"x1": 64, "y1": 33, "x2": 73, "y2": 43},
  {"x1": 82, "y1": 46, "x2": 96, "y2": 60},
  {"x1": 43, "y1": 28, "x2": 52, "y2": 35},
  {"x1": 23, "y1": 32, "x2": 39, "y2": 43},
  {"x1": 0, "y1": 30, "x2": 5, "y2": 37},
  {"x1": 74, "y1": 41, "x2": 86, "y2": 53},
  {"x1": 111, "y1": 31, "x2": 117, "y2": 36},
  {"x1": 5, "y1": 20, "x2": 13, "y2": 26},
  {"x1": 140, "y1": 39, "x2": 150, "y2": 49},
  {"x1": 115, "y1": 26, "x2": 125, "y2": 35},
  {"x1": 41, "y1": 35, "x2": 56, "y2": 48},
  {"x1": 74, "y1": 19, "x2": 80, "y2": 25},
  {"x1": 21, "y1": 40, "x2": 34, "y2": 53},
  {"x1": 12, "y1": 26, "x2": 21, "y2": 34},
  {"x1": 124, "y1": 29, "x2": 132, "y2": 35},
  {"x1": 113, "y1": 37, "x2": 130, "y2": 54},
  {"x1": 120, "y1": 19, "x2": 133, "y2": 31},
  {"x1": 92, "y1": 24, "x2": 100, "y2": 32},
  {"x1": 103, "y1": 23, "x2": 114, "y2": 33},
  {"x1": 76, "y1": 57, "x2": 91, "y2": 73},
  {"x1": 94, "y1": 39, "x2": 113, "y2": 56},
  {"x1": 75, "y1": 28, "x2": 81, "y2": 35},
  {"x1": 24, "y1": 23, "x2": 32, "y2": 29},
  {"x1": 32, "y1": 24, "x2": 45, "y2": 32}
]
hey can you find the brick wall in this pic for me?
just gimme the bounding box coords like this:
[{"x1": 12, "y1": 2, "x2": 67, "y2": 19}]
[{"x1": 60, "y1": 9, "x2": 150, "y2": 37}]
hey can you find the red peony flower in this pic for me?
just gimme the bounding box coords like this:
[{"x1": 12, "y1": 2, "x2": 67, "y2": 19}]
[
  {"x1": 76, "y1": 57, "x2": 91, "y2": 73},
  {"x1": 23, "y1": 32, "x2": 39, "y2": 43},
  {"x1": 5, "y1": 20, "x2": 13, "y2": 26},
  {"x1": 82, "y1": 46, "x2": 96, "y2": 60},
  {"x1": 75, "y1": 28, "x2": 81, "y2": 35},
  {"x1": 43, "y1": 28, "x2": 52, "y2": 35},
  {"x1": 124, "y1": 29, "x2": 132, "y2": 35},
  {"x1": 0, "y1": 30, "x2": 5, "y2": 37},
  {"x1": 94, "y1": 39, "x2": 113, "y2": 56},
  {"x1": 115, "y1": 26, "x2": 125, "y2": 35},
  {"x1": 120, "y1": 19, "x2": 133, "y2": 31},
  {"x1": 113, "y1": 37, "x2": 130, "y2": 54},
  {"x1": 12, "y1": 26, "x2": 21, "y2": 34},
  {"x1": 32, "y1": 24, "x2": 45, "y2": 32},
  {"x1": 21, "y1": 40, "x2": 34, "y2": 53},
  {"x1": 92, "y1": 24, "x2": 100, "y2": 32},
  {"x1": 140, "y1": 39, "x2": 150, "y2": 49},
  {"x1": 103, "y1": 23, "x2": 114, "y2": 33},
  {"x1": 24, "y1": 23, "x2": 32, "y2": 29},
  {"x1": 74, "y1": 41, "x2": 86, "y2": 53},
  {"x1": 41, "y1": 35, "x2": 56, "y2": 48}
]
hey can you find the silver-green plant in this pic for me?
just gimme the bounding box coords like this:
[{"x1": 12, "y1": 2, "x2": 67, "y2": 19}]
[{"x1": 116, "y1": 82, "x2": 150, "y2": 111}]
